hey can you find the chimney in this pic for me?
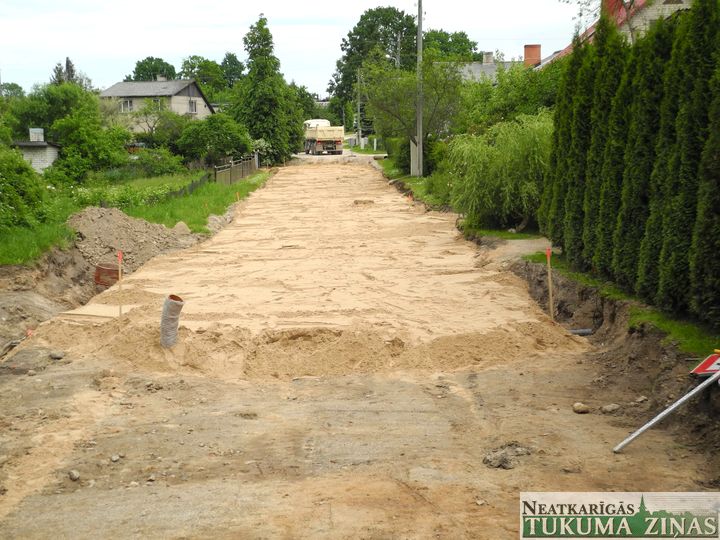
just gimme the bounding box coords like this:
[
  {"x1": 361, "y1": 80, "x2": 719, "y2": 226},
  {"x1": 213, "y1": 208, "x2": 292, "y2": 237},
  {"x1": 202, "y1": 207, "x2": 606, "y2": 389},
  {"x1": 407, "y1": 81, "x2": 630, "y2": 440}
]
[
  {"x1": 29, "y1": 128, "x2": 44, "y2": 142},
  {"x1": 482, "y1": 51, "x2": 494, "y2": 65},
  {"x1": 524, "y1": 44, "x2": 542, "y2": 67},
  {"x1": 156, "y1": 75, "x2": 167, "y2": 82}
]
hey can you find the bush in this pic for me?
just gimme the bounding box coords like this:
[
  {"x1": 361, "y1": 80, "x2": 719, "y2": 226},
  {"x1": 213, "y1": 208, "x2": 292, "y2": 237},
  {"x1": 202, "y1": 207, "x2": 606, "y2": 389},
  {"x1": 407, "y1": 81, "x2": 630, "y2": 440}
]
[
  {"x1": 132, "y1": 148, "x2": 185, "y2": 177},
  {"x1": 425, "y1": 171, "x2": 453, "y2": 206},
  {"x1": 0, "y1": 146, "x2": 45, "y2": 229},
  {"x1": 178, "y1": 113, "x2": 252, "y2": 166},
  {"x1": 449, "y1": 110, "x2": 553, "y2": 230}
]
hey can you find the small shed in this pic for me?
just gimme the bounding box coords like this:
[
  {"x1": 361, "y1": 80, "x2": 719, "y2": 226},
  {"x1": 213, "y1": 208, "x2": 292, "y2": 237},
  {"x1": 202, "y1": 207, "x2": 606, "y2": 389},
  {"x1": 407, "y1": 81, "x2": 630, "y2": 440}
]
[{"x1": 13, "y1": 129, "x2": 60, "y2": 173}]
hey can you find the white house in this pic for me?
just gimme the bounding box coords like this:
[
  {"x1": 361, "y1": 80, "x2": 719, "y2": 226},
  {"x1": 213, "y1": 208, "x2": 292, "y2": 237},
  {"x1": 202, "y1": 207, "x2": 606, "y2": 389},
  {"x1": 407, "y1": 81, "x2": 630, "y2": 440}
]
[{"x1": 100, "y1": 79, "x2": 214, "y2": 132}]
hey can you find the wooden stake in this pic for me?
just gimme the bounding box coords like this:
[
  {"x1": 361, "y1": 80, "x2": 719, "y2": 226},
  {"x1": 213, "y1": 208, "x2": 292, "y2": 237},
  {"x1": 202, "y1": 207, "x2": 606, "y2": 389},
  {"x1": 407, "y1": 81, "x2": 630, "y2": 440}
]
[
  {"x1": 118, "y1": 250, "x2": 123, "y2": 319},
  {"x1": 546, "y1": 247, "x2": 554, "y2": 322}
]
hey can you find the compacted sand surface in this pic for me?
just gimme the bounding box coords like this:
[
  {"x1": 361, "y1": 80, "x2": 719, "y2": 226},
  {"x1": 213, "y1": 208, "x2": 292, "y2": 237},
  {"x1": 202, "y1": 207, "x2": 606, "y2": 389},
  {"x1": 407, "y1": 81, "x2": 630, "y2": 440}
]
[{"x1": 0, "y1": 160, "x2": 709, "y2": 538}]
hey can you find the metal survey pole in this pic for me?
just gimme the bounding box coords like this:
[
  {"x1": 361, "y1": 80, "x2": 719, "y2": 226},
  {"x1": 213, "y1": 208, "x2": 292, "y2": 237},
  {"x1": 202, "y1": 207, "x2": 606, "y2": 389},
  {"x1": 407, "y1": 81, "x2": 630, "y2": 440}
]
[
  {"x1": 613, "y1": 369, "x2": 720, "y2": 453},
  {"x1": 416, "y1": 0, "x2": 423, "y2": 177}
]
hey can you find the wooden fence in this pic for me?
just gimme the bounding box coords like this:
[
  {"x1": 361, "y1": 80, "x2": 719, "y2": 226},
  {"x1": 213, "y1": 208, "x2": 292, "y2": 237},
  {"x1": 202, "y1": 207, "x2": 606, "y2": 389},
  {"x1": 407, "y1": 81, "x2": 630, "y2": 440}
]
[{"x1": 213, "y1": 154, "x2": 259, "y2": 185}]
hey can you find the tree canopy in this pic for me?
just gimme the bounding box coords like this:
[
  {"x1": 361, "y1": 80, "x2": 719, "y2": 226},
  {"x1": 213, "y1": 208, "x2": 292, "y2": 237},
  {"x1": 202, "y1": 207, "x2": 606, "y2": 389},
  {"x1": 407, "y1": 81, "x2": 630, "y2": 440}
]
[
  {"x1": 424, "y1": 29, "x2": 481, "y2": 61},
  {"x1": 125, "y1": 56, "x2": 177, "y2": 81},
  {"x1": 328, "y1": 7, "x2": 417, "y2": 103}
]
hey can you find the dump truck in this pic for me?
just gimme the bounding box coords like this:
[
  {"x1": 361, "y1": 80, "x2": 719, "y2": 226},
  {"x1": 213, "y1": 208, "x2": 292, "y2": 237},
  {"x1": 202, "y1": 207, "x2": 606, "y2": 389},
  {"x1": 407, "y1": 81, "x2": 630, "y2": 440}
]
[{"x1": 303, "y1": 119, "x2": 344, "y2": 155}]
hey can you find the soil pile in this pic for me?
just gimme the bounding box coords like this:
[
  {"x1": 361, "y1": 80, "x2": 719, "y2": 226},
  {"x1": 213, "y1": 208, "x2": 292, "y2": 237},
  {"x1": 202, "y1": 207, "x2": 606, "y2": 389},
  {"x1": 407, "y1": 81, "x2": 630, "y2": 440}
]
[{"x1": 68, "y1": 207, "x2": 196, "y2": 273}]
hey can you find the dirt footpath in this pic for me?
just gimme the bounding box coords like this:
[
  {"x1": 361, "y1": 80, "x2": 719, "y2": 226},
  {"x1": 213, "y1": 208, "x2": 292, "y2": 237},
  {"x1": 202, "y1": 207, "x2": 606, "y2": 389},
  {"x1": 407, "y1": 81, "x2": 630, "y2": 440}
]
[{"x1": 0, "y1": 160, "x2": 710, "y2": 538}]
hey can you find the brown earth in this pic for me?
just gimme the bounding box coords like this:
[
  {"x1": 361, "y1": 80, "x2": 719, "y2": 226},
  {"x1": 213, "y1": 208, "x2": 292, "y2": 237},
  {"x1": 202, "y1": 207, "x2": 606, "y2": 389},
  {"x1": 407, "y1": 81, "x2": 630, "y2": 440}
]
[{"x1": 0, "y1": 158, "x2": 714, "y2": 539}]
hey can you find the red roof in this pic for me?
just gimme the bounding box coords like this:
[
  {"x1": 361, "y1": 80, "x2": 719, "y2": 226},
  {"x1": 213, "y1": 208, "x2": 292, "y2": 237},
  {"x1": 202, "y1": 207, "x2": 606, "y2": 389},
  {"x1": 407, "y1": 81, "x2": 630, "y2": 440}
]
[{"x1": 553, "y1": 0, "x2": 649, "y2": 60}]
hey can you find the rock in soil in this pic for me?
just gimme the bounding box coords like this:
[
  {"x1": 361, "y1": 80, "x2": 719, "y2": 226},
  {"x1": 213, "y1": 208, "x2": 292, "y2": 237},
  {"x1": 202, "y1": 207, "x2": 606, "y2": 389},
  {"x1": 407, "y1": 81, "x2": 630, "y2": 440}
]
[
  {"x1": 68, "y1": 470, "x2": 80, "y2": 482},
  {"x1": 49, "y1": 350, "x2": 65, "y2": 360},
  {"x1": 483, "y1": 442, "x2": 532, "y2": 470},
  {"x1": 601, "y1": 403, "x2": 621, "y2": 414},
  {"x1": 573, "y1": 402, "x2": 590, "y2": 414}
]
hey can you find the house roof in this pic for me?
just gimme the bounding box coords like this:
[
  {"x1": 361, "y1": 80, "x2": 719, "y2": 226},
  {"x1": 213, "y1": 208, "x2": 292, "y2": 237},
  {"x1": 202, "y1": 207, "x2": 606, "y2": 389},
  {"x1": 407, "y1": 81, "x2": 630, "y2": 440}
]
[
  {"x1": 13, "y1": 141, "x2": 61, "y2": 149},
  {"x1": 460, "y1": 61, "x2": 519, "y2": 82},
  {"x1": 100, "y1": 79, "x2": 197, "y2": 98}
]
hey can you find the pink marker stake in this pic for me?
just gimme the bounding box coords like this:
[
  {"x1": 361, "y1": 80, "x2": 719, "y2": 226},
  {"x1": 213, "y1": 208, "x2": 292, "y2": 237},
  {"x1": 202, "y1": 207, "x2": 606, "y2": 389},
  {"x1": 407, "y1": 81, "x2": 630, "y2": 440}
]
[{"x1": 546, "y1": 247, "x2": 554, "y2": 322}]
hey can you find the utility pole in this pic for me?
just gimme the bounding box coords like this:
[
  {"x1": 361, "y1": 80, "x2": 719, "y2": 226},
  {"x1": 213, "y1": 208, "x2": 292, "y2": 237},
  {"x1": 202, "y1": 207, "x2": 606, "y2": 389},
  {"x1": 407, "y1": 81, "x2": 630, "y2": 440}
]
[
  {"x1": 416, "y1": 0, "x2": 423, "y2": 177},
  {"x1": 396, "y1": 31, "x2": 402, "y2": 68}
]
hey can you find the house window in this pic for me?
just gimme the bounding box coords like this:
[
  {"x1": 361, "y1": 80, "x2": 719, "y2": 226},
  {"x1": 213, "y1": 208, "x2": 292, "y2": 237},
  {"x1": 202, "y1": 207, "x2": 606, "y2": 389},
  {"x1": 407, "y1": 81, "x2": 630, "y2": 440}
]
[
  {"x1": 120, "y1": 99, "x2": 133, "y2": 113},
  {"x1": 189, "y1": 100, "x2": 197, "y2": 114}
]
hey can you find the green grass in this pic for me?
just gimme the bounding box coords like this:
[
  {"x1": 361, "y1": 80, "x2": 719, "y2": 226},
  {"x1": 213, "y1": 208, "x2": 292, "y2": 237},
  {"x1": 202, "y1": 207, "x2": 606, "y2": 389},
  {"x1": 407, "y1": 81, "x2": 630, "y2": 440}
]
[
  {"x1": 629, "y1": 307, "x2": 719, "y2": 359},
  {"x1": 463, "y1": 226, "x2": 542, "y2": 241},
  {"x1": 124, "y1": 171, "x2": 204, "y2": 189},
  {"x1": 523, "y1": 251, "x2": 719, "y2": 356},
  {"x1": 346, "y1": 144, "x2": 387, "y2": 155},
  {"x1": 125, "y1": 171, "x2": 270, "y2": 233},
  {"x1": 0, "y1": 171, "x2": 267, "y2": 265},
  {"x1": 379, "y1": 157, "x2": 406, "y2": 180},
  {"x1": 0, "y1": 195, "x2": 80, "y2": 265}
]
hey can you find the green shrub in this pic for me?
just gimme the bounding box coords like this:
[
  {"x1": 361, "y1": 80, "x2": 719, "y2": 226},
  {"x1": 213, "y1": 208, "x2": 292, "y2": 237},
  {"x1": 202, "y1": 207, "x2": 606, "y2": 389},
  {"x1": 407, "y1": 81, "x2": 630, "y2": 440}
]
[
  {"x1": 449, "y1": 110, "x2": 553, "y2": 230},
  {"x1": 132, "y1": 148, "x2": 184, "y2": 177},
  {"x1": 0, "y1": 146, "x2": 45, "y2": 229}
]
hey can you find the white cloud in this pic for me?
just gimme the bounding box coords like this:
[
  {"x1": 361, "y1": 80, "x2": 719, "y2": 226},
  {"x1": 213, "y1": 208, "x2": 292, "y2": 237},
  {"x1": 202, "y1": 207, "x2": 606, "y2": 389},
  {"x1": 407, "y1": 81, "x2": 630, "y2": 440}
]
[{"x1": 0, "y1": 0, "x2": 578, "y2": 96}]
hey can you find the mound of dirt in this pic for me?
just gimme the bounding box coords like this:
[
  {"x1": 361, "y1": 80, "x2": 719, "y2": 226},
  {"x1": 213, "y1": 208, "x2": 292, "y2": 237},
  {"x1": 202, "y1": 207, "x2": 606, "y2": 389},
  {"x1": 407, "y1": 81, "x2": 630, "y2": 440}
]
[{"x1": 68, "y1": 207, "x2": 196, "y2": 273}]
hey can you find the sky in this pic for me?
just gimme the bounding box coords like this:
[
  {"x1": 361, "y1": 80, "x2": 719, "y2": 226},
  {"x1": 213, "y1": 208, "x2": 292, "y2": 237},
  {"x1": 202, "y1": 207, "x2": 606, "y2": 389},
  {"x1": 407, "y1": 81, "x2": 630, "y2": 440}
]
[{"x1": 1, "y1": 0, "x2": 580, "y2": 98}]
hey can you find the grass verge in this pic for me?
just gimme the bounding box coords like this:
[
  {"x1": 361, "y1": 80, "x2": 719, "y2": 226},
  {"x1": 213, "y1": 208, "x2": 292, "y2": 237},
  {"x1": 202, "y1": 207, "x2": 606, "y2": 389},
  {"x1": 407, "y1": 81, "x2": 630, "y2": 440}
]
[
  {"x1": 523, "y1": 251, "x2": 719, "y2": 357},
  {"x1": 0, "y1": 195, "x2": 80, "y2": 265},
  {"x1": 379, "y1": 157, "x2": 406, "y2": 181},
  {"x1": 125, "y1": 170, "x2": 270, "y2": 233},
  {"x1": 346, "y1": 144, "x2": 386, "y2": 155}
]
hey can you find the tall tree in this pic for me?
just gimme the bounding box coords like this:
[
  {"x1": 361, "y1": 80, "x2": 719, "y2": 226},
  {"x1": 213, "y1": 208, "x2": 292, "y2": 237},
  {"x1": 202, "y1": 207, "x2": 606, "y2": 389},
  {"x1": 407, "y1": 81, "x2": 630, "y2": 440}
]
[
  {"x1": 689, "y1": 67, "x2": 720, "y2": 329},
  {"x1": 125, "y1": 57, "x2": 177, "y2": 81},
  {"x1": 424, "y1": 29, "x2": 480, "y2": 60},
  {"x1": 539, "y1": 36, "x2": 586, "y2": 245},
  {"x1": 180, "y1": 56, "x2": 225, "y2": 97},
  {"x1": 610, "y1": 16, "x2": 675, "y2": 288},
  {"x1": 0, "y1": 82, "x2": 25, "y2": 99},
  {"x1": 593, "y1": 47, "x2": 637, "y2": 277},
  {"x1": 635, "y1": 14, "x2": 689, "y2": 301},
  {"x1": 581, "y1": 15, "x2": 627, "y2": 269},
  {"x1": 328, "y1": 7, "x2": 416, "y2": 103},
  {"x1": 221, "y1": 52, "x2": 244, "y2": 87},
  {"x1": 655, "y1": 0, "x2": 719, "y2": 313},
  {"x1": 362, "y1": 50, "x2": 462, "y2": 146},
  {"x1": 231, "y1": 16, "x2": 300, "y2": 164},
  {"x1": 563, "y1": 45, "x2": 597, "y2": 268}
]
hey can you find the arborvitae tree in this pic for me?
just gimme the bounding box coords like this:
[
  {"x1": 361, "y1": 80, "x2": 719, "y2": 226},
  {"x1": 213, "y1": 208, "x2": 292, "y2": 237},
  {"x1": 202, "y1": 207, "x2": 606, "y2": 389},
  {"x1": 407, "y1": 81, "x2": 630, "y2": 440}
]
[
  {"x1": 656, "y1": 0, "x2": 719, "y2": 313},
  {"x1": 611, "y1": 17, "x2": 675, "y2": 289},
  {"x1": 563, "y1": 46, "x2": 597, "y2": 269},
  {"x1": 689, "y1": 67, "x2": 720, "y2": 329},
  {"x1": 539, "y1": 37, "x2": 586, "y2": 245},
  {"x1": 581, "y1": 16, "x2": 627, "y2": 269},
  {"x1": 635, "y1": 14, "x2": 689, "y2": 301},
  {"x1": 593, "y1": 48, "x2": 637, "y2": 278},
  {"x1": 231, "y1": 16, "x2": 299, "y2": 164}
]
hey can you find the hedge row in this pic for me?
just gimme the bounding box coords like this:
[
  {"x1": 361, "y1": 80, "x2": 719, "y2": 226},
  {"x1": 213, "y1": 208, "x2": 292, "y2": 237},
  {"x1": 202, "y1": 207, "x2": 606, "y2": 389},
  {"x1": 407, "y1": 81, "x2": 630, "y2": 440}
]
[{"x1": 539, "y1": 0, "x2": 720, "y2": 329}]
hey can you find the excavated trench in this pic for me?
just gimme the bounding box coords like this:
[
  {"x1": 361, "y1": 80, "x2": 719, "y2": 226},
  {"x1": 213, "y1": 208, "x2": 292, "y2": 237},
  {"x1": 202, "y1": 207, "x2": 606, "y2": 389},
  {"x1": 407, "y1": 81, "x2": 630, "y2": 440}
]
[{"x1": 513, "y1": 259, "x2": 720, "y2": 474}]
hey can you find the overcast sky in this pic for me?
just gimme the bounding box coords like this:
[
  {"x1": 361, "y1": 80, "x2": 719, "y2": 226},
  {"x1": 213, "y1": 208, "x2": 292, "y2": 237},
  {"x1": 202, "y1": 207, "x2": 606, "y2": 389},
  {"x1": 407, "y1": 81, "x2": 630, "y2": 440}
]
[{"x1": 2, "y1": 0, "x2": 580, "y2": 97}]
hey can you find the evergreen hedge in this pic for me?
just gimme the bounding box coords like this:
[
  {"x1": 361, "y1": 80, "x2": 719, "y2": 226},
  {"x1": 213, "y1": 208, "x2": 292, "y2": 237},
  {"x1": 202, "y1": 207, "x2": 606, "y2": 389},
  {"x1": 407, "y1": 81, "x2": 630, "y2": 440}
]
[{"x1": 541, "y1": 0, "x2": 720, "y2": 329}]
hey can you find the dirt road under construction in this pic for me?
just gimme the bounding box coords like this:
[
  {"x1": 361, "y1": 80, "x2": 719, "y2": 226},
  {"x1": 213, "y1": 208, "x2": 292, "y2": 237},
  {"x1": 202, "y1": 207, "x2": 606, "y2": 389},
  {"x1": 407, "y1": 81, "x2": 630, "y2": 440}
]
[{"x1": 0, "y1": 158, "x2": 709, "y2": 538}]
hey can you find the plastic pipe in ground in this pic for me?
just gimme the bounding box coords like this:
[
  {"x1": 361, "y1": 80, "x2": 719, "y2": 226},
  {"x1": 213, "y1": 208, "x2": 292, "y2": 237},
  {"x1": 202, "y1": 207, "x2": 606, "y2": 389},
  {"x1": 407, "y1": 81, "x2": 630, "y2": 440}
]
[{"x1": 160, "y1": 294, "x2": 184, "y2": 348}]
